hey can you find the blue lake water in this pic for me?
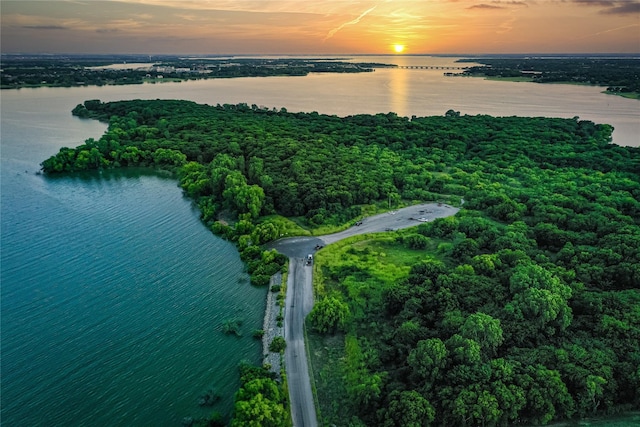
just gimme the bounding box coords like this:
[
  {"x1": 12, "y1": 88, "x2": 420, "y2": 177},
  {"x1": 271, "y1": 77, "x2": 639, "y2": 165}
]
[
  {"x1": 1, "y1": 55, "x2": 638, "y2": 426},
  {"x1": 1, "y1": 94, "x2": 264, "y2": 425}
]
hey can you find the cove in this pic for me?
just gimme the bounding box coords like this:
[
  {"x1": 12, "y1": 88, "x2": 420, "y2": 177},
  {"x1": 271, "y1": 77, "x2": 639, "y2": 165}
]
[{"x1": 1, "y1": 164, "x2": 264, "y2": 425}]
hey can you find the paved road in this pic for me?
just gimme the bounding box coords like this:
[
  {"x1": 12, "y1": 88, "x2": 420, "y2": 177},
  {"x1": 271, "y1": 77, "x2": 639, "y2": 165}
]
[
  {"x1": 267, "y1": 202, "x2": 460, "y2": 427},
  {"x1": 283, "y1": 258, "x2": 317, "y2": 427}
]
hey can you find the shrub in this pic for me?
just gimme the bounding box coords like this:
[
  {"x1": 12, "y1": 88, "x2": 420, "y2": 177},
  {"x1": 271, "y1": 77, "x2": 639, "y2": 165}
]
[{"x1": 269, "y1": 336, "x2": 287, "y2": 352}]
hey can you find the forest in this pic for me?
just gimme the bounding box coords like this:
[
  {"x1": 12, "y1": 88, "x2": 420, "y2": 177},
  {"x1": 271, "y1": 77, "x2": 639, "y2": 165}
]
[
  {"x1": 458, "y1": 57, "x2": 640, "y2": 98},
  {"x1": 41, "y1": 99, "x2": 639, "y2": 426}
]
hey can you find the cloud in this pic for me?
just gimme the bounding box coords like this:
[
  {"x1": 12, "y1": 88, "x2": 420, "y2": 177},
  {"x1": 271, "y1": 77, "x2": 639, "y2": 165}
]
[
  {"x1": 589, "y1": 23, "x2": 640, "y2": 35},
  {"x1": 468, "y1": 4, "x2": 506, "y2": 9},
  {"x1": 496, "y1": 14, "x2": 518, "y2": 32},
  {"x1": 569, "y1": 0, "x2": 640, "y2": 15},
  {"x1": 122, "y1": 0, "x2": 340, "y2": 15},
  {"x1": 323, "y1": 5, "x2": 377, "y2": 41},
  {"x1": 96, "y1": 28, "x2": 121, "y2": 33},
  {"x1": 22, "y1": 25, "x2": 68, "y2": 30},
  {"x1": 500, "y1": 1, "x2": 528, "y2": 6},
  {"x1": 467, "y1": 0, "x2": 528, "y2": 10},
  {"x1": 603, "y1": 2, "x2": 640, "y2": 14},
  {"x1": 570, "y1": 0, "x2": 614, "y2": 5}
]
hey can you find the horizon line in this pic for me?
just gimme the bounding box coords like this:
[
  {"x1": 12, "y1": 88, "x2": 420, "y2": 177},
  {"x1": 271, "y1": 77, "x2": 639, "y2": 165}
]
[{"x1": 2, "y1": 52, "x2": 639, "y2": 58}]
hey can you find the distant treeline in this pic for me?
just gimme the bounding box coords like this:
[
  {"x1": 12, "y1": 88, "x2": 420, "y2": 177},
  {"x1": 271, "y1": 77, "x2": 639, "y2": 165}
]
[
  {"x1": 41, "y1": 99, "x2": 640, "y2": 425},
  {"x1": 1, "y1": 56, "x2": 390, "y2": 89},
  {"x1": 459, "y1": 57, "x2": 640, "y2": 97}
]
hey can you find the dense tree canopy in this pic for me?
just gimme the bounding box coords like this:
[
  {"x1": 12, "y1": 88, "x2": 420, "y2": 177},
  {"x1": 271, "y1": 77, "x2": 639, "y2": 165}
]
[{"x1": 42, "y1": 99, "x2": 640, "y2": 426}]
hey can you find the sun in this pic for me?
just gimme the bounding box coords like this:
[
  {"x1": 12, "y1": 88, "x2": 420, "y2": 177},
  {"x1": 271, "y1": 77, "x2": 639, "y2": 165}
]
[{"x1": 393, "y1": 44, "x2": 405, "y2": 53}]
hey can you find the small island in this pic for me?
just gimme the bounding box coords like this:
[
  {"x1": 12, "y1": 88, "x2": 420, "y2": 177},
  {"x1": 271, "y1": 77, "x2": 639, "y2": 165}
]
[{"x1": 42, "y1": 100, "x2": 639, "y2": 426}]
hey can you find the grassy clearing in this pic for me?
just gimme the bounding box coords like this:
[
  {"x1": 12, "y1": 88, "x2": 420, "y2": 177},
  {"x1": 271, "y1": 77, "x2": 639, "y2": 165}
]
[
  {"x1": 309, "y1": 231, "x2": 444, "y2": 425},
  {"x1": 313, "y1": 231, "x2": 443, "y2": 316},
  {"x1": 314, "y1": 232, "x2": 440, "y2": 293},
  {"x1": 604, "y1": 90, "x2": 640, "y2": 100}
]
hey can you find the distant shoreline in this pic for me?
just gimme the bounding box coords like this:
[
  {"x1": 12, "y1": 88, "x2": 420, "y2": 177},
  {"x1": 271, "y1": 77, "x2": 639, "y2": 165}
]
[{"x1": 0, "y1": 56, "x2": 392, "y2": 90}]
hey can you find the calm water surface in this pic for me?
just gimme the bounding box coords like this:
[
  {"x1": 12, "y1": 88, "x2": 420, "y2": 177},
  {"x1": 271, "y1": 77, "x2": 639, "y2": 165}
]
[
  {"x1": 1, "y1": 97, "x2": 263, "y2": 425},
  {"x1": 1, "y1": 55, "x2": 638, "y2": 426}
]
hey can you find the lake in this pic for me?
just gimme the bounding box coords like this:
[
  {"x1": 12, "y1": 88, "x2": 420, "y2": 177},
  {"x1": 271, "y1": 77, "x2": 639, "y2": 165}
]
[{"x1": 1, "y1": 55, "x2": 638, "y2": 426}]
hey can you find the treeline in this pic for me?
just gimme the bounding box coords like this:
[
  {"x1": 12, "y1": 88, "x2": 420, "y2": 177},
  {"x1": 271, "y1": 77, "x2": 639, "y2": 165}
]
[
  {"x1": 44, "y1": 99, "x2": 637, "y2": 221},
  {"x1": 1, "y1": 57, "x2": 379, "y2": 89},
  {"x1": 459, "y1": 57, "x2": 640, "y2": 96},
  {"x1": 41, "y1": 99, "x2": 640, "y2": 425}
]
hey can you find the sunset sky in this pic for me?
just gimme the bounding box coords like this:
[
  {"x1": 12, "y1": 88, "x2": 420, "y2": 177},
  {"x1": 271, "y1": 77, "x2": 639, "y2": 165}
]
[{"x1": 1, "y1": 1, "x2": 639, "y2": 55}]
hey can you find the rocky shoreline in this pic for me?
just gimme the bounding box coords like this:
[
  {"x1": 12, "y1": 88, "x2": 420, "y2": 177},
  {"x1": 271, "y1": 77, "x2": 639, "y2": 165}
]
[{"x1": 262, "y1": 272, "x2": 284, "y2": 377}]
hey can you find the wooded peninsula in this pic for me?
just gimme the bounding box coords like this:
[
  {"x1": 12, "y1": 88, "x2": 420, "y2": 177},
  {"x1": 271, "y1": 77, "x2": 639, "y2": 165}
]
[
  {"x1": 1, "y1": 54, "x2": 388, "y2": 89},
  {"x1": 457, "y1": 56, "x2": 640, "y2": 99},
  {"x1": 42, "y1": 100, "x2": 639, "y2": 426}
]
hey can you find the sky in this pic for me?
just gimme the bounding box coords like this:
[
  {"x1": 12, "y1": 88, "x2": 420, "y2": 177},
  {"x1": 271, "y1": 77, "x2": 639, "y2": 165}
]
[{"x1": 1, "y1": 0, "x2": 639, "y2": 55}]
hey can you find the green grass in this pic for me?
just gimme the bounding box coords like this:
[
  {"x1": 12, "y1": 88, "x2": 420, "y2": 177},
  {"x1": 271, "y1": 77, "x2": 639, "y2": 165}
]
[
  {"x1": 309, "y1": 232, "x2": 444, "y2": 426},
  {"x1": 306, "y1": 331, "x2": 353, "y2": 427},
  {"x1": 604, "y1": 90, "x2": 640, "y2": 100},
  {"x1": 314, "y1": 232, "x2": 440, "y2": 292},
  {"x1": 258, "y1": 214, "x2": 311, "y2": 238}
]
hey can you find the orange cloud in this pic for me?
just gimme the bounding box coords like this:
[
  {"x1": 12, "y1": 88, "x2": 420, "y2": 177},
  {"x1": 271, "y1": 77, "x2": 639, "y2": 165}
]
[{"x1": 1, "y1": 0, "x2": 638, "y2": 54}]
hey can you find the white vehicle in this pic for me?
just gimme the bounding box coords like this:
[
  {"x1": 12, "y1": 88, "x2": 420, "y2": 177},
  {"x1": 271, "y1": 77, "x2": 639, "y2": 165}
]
[{"x1": 306, "y1": 254, "x2": 313, "y2": 265}]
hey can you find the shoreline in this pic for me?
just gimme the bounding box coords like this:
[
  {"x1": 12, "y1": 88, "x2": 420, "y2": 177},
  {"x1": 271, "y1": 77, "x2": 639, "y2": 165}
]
[{"x1": 262, "y1": 272, "x2": 284, "y2": 376}]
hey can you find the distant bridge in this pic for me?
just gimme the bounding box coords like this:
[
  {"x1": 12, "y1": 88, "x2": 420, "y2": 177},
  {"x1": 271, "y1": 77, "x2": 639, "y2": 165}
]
[{"x1": 397, "y1": 65, "x2": 468, "y2": 70}]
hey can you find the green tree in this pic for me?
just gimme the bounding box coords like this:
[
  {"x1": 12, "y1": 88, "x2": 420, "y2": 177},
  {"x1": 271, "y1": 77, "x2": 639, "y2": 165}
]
[
  {"x1": 445, "y1": 334, "x2": 482, "y2": 366},
  {"x1": 152, "y1": 148, "x2": 186, "y2": 166},
  {"x1": 459, "y1": 312, "x2": 504, "y2": 356},
  {"x1": 507, "y1": 264, "x2": 573, "y2": 333},
  {"x1": 269, "y1": 336, "x2": 286, "y2": 353},
  {"x1": 179, "y1": 161, "x2": 211, "y2": 198},
  {"x1": 452, "y1": 385, "x2": 501, "y2": 427},
  {"x1": 517, "y1": 364, "x2": 575, "y2": 424},
  {"x1": 232, "y1": 377, "x2": 285, "y2": 427},
  {"x1": 382, "y1": 390, "x2": 435, "y2": 427},
  {"x1": 252, "y1": 222, "x2": 279, "y2": 245},
  {"x1": 407, "y1": 338, "x2": 447, "y2": 387},
  {"x1": 309, "y1": 295, "x2": 350, "y2": 334},
  {"x1": 404, "y1": 234, "x2": 429, "y2": 250},
  {"x1": 236, "y1": 184, "x2": 265, "y2": 219},
  {"x1": 231, "y1": 392, "x2": 285, "y2": 427}
]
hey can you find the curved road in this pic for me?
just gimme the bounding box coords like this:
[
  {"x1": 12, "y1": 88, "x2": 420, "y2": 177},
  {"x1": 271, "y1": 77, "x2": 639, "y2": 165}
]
[{"x1": 267, "y1": 202, "x2": 460, "y2": 427}]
